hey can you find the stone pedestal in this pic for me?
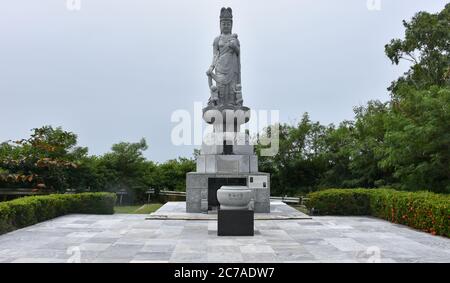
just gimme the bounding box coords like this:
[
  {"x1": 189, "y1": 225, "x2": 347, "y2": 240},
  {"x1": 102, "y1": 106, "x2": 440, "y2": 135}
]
[
  {"x1": 187, "y1": 113, "x2": 270, "y2": 214},
  {"x1": 218, "y1": 210, "x2": 254, "y2": 236},
  {"x1": 196, "y1": 154, "x2": 258, "y2": 174}
]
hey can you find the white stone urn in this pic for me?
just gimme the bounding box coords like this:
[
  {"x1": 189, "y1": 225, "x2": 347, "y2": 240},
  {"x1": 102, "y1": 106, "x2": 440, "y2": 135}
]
[{"x1": 217, "y1": 186, "x2": 252, "y2": 210}]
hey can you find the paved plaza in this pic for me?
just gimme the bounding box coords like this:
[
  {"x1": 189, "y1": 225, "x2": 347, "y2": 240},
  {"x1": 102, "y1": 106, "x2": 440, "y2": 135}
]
[{"x1": 0, "y1": 202, "x2": 448, "y2": 263}]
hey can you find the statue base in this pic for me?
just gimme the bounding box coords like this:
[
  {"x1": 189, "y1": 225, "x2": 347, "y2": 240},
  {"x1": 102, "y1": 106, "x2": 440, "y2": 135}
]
[
  {"x1": 186, "y1": 128, "x2": 270, "y2": 213},
  {"x1": 218, "y1": 209, "x2": 254, "y2": 236}
]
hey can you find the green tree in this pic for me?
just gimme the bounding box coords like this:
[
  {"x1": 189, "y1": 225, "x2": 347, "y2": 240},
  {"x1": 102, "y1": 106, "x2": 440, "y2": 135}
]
[
  {"x1": 0, "y1": 126, "x2": 86, "y2": 191},
  {"x1": 155, "y1": 157, "x2": 195, "y2": 192},
  {"x1": 381, "y1": 4, "x2": 450, "y2": 193},
  {"x1": 385, "y1": 3, "x2": 450, "y2": 92},
  {"x1": 381, "y1": 85, "x2": 450, "y2": 193},
  {"x1": 318, "y1": 121, "x2": 355, "y2": 188},
  {"x1": 348, "y1": 101, "x2": 393, "y2": 188},
  {"x1": 257, "y1": 113, "x2": 330, "y2": 195},
  {"x1": 99, "y1": 138, "x2": 149, "y2": 188}
]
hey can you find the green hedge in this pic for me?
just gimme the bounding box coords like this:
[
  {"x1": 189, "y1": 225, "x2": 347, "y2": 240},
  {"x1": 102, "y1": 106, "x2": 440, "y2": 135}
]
[
  {"x1": 306, "y1": 189, "x2": 449, "y2": 237},
  {"x1": 0, "y1": 192, "x2": 116, "y2": 235}
]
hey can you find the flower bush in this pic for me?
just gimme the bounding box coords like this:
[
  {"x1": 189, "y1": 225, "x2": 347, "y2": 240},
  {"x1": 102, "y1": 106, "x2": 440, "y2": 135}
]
[{"x1": 307, "y1": 189, "x2": 449, "y2": 237}]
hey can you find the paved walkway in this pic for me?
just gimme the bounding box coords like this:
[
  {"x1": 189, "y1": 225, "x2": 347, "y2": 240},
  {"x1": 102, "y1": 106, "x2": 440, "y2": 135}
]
[{"x1": 0, "y1": 204, "x2": 448, "y2": 262}]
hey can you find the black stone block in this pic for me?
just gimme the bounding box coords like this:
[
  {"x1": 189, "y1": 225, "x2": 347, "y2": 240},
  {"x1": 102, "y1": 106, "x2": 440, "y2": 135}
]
[{"x1": 218, "y1": 209, "x2": 254, "y2": 236}]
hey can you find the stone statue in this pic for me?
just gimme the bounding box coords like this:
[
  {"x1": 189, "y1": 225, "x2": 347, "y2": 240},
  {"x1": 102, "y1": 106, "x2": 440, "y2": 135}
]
[
  {"x1": 186, "y1": 7, "x2": 271, "y2": 215},
  {"x1": 206, "y1": 7, "x2": 243, "y2": 107}
]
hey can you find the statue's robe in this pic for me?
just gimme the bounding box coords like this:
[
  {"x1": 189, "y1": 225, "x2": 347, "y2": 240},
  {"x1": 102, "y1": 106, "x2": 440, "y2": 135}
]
[{"x1": 212, "y1": 34, "x2": 241, "y2": 106}]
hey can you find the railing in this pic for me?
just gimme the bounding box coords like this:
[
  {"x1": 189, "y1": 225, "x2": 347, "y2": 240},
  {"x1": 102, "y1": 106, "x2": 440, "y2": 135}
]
[
  {"x1": 147, "y1": 189, "x2": 186, "y2": 196},
  {"x1": 143, "y1": 189, "x2": 305, "y2": 205},
  {"x1": 0, "y1": 188, "x2": 51, "y2": 201},
  {"x1": 270, "y1": 196, "x2": 300, "y2": 204},
  {"x1": 0, "y1": 187, "x2": 308, "y2": 206},
  {"x1": 0, "y1": 188, "x2": 49, "y2": 195}
]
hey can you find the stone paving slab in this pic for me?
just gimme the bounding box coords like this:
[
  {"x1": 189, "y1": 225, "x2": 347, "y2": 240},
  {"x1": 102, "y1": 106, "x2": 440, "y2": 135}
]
[
  {"x1": 146, "y1": 201, "x2": 311, "y2": 220},
  {"x1": 0, "y1": 212, "x2": 448, "y2": 263}
]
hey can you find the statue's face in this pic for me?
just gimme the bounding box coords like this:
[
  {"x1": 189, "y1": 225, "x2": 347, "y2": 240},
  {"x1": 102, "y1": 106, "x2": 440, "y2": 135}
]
[{"x1": 220, "y1": 20, "x2": 232, "y2": 34}]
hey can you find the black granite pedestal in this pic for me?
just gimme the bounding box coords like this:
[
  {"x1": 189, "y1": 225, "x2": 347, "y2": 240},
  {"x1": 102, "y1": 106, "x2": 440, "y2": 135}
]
[{"x1": 217, "y1": 209, "x2": 254, "y2": 236}]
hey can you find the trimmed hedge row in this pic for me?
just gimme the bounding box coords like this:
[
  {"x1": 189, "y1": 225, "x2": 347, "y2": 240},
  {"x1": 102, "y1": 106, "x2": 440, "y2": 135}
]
[
  {"x1": 0, "y1": 192, "x2": 116, "y2": 235},
  {"x1": 306, "y1": 189, "x2": 449, "y2": 237}
]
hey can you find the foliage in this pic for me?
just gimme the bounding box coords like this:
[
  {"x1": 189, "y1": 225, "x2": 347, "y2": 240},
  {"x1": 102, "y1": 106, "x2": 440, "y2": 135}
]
[
  {"x1": 256, "y1": 113, "x2": 330, "y2": 195},
  {"x1": 255, "y1": 4, "x2": 450, "y2": 194},
  {"x1": 381, "y1": 85, "x2": 450, "y2": 193},
  {"x1": 155, "y1": 158, "x2": 195, "y2": 192},
  {"x1": 0, "y1": 126, "x2": 87, "y2": 191},
  {"x1": 0, "y1": 193, "x2": 116, "y2": 235},
  {"x1": 0, "y1": 129, "x2": 195, "y2": 202},
  {"x1": 306, "y1": 188, "x2": 449, "y2": 237},
  {"x1": 385, "y1": 3, "x2": 450, "y2": 91},
  {"x1": 0, "y1": 5, "x2": 448, "y2": 199},
  {"x1": 94, "y1": 138, "x2": 151, "y2": 201},
  {"x1": 306, "y1": 188, "x2": 372, "y2": 215}
]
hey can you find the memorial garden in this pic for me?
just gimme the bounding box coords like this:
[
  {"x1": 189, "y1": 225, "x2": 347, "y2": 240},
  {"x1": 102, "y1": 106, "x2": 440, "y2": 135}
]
[{"x1": 0, "y1": 3, "x2": 448, "y2": 263}]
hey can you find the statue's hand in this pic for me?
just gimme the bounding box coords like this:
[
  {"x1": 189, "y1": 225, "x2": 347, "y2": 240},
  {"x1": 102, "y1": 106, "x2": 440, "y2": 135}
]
[
  {"x1": 227, "y1": 40, "x2": 239, "y2": 53},
  {"x1": 206, "y1": 67, "x2": 213, "y2": 77}
]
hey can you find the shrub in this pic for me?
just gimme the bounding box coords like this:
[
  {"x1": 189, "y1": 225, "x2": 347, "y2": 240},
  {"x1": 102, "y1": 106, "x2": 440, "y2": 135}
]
[
  {"x1": 307, "y1": 188, "x2": 449, "y2": 237},
  {"x1": 0, "y1": 192, "x2": 116, "y2": 235},
  {"x1": 306, "y1": 189, "x2": 372, "y2": 215}
]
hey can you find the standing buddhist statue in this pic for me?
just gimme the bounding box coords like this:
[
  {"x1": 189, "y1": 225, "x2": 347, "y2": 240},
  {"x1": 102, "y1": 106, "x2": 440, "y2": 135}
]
[{"x1": 206, "y1": 7, "x2": 243, "y2": 107}]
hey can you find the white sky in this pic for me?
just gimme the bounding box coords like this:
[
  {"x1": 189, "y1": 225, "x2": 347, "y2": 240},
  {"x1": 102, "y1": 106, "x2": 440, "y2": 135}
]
[{"x1": 0, "y1": 0, "x2": 447, "y2": 162}]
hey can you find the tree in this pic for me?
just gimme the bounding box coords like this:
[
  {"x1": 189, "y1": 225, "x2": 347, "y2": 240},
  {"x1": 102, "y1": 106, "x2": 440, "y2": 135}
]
[
  {"x1": 99, "y1": 138, "x2": 149, "y2": 189},
  {"x1": 318, "y1": 121, "x2": 355, "y2": 188},
  {"x1": 381, "y1": 4, "x2": 450, "y2": 193},
  {"x1": 154, "y1": 158, "x2": 195, "y2": 192},
  {"x1": 0, "y1": 126, "x2": 85, "y2": 191},
  {"x1": 380, "y1": 85, "x2": 450, "y2": 193},
  {"x1": 348, "y1": 101, "x2": 393, "y2": 188},
  {"x1": 385, "y1": 3, "x2": 450, "y2": 92},
  {"x1": 256, "y1": 113, "x2": 330, "y2": 195}
]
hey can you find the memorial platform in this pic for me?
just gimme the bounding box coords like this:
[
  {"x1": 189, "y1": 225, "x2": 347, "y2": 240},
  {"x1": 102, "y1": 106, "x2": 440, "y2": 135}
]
[{"x1": 146, "y1": 201, "x2": 311, "y2": 220}]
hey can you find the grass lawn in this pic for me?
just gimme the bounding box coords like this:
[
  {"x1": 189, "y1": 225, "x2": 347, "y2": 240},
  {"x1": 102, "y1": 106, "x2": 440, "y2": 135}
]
[
  {"x1": 114, "y1": 203, "x2": 163, "y2": 214},
  {"x1": 291, "y1": 204, "x2": 310, "y2": 215}
]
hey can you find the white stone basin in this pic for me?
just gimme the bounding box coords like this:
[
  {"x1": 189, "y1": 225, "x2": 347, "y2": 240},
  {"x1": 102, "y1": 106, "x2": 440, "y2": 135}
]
[{"x1": 217, "y1": 186, "x2": 252, "y2": 210}]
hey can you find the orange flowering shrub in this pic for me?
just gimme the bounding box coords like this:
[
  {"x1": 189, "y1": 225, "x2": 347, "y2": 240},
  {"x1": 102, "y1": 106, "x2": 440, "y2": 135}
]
[{"x1": 307, "y1": 189, "x2": 449, "y2": 237}]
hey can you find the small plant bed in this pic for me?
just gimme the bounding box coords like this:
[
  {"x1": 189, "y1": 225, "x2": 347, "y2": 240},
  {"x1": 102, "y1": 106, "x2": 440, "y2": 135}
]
[
  {"x1": 290, "y1": 204, "x2": 310, "y2": 215},
  {"x1": 114, "y1": 203, "x2": 163, "y2": 214}
]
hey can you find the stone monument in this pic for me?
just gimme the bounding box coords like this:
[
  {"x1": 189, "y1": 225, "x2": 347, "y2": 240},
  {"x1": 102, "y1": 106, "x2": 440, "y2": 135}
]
[{"x1": 186, "y1": 7, "x2": 270, "y2": 213}]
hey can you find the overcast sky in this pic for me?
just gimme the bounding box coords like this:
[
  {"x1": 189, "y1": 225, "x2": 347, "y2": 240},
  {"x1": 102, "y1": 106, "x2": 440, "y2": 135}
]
[{"x1": 0, "y1": 0, "x2": 447, "y2": 162}]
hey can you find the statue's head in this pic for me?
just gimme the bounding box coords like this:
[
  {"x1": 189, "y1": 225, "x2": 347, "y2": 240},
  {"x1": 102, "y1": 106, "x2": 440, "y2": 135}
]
[{"x1": 220, "y1": 7, "x2": 233, "y2": 34}]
